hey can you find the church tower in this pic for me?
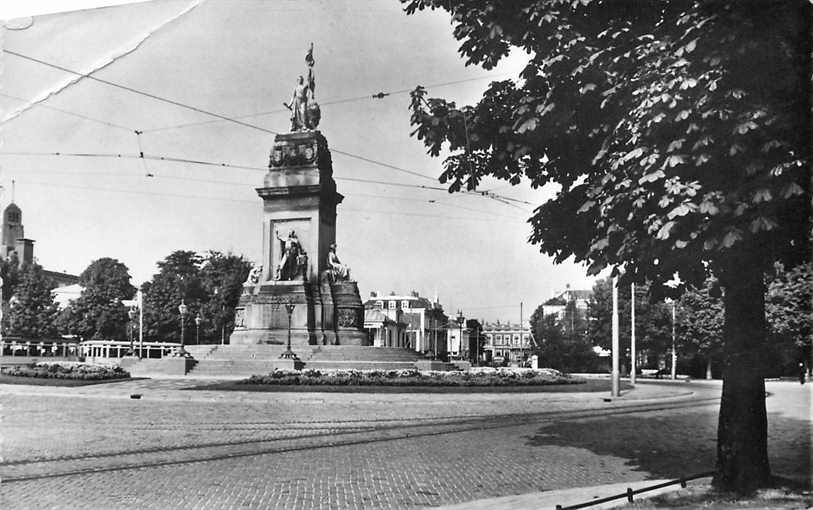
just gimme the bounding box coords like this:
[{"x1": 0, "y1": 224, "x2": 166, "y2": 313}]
[{"x1": 1, "y1": 202, "x2": 34, "y2": 265}]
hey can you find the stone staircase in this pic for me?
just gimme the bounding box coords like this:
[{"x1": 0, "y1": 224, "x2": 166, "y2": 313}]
[{"x1": 185, "y1": 344, "x2": 425, "y2": 377}]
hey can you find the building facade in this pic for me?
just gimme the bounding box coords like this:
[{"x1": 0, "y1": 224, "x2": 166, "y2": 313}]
[
  {"x1": 363, "y1": 291, "x2": 447, "y2": 356},
  {"x1": 541, "y1": 285, "x2": 592, "y2": 320},
  {"x1": 482, "y1": 320, "x2": 535, "y2": 363}
]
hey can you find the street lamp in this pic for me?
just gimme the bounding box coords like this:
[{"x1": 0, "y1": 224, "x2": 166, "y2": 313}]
[
  {"x1": 127, "y1": 307, "x2": 136, "y2": 355},
  {"x1": 273, "y1": 298, "x2": 299, "y2": 360},
  {"x1": 456, "y1": 310, "x2": 465, "y2": 359},
  {"x1": 195, "y1": 312, "x2": 202, "y2": 345},
  {"x1": 178, "y1": 300, "x2": 188, "y2": 355}
]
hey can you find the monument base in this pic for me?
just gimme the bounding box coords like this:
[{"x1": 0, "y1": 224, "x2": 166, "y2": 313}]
[{"x1": 232, "y1": 280, "x2": 367, "y2": 346}]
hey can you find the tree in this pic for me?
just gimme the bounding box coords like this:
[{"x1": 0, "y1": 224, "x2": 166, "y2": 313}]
[
  {"x1": 198, "y1": 251, "x2": 252, "y2": 344},
  {"x1": 57, "y1": 258, "x2": 136, "y2": 340},
  {"x1": 587, "y1": 278, "x2": 672, "y2": 369},
  {"x1": 400, "y1": 0, "x2": 809, "y2": 491},
  {"x1": 141, "y1": 250, "x2": 250, "y2": 344},
  {"x1": 765, "y1": 263, "x2": 812, "y2": 375},
  {"x1": 465, "y1": 318, "x2": 487, "y2": 363},
  {"x1": 142, "y1": 251, "x2": 205, "y2": 344},
  {"x1": 677, "y1": 279, "x2": 724, "y2": 379},
  {"x1": 7, "y1": 263, "x2": 59, "y2": 338},
  {"x1": 530, "y1": 305, "x2": 596, "y2": 372}
]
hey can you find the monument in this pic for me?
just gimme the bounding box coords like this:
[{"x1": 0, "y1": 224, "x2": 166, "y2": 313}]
[{"x1": 230, "y1": 44, "x2": 367, "y2": 347}]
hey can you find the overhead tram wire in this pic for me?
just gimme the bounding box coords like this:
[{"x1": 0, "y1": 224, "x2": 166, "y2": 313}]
[
  {"x1": 3, "y1": 49, "x2": 437, "y2": 183},
  {"x1": 16, "y1": 178, "x2": 518, "y2": 223},
  {"x1": 0, "y1": 91, "x2": 134, "y2": 131},
  {"x1": 3, "y1": 50, "x2": 531, "y2": 208},
  {"x1": 142, "y1": 74, "x2": 513, "y2": 134},
  {"x1": 0, "y1": 149, "x2": 535, "y2": 211}
]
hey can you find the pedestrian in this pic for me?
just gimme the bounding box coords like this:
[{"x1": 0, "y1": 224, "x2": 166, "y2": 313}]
[{"x1": 799, "y1": 362, "x2": 806, "y2": 385}]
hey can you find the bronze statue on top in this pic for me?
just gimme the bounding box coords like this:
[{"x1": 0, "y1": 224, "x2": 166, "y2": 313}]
[{"x1": 283, "y1": 43, "x2": 321, "y2": 131}]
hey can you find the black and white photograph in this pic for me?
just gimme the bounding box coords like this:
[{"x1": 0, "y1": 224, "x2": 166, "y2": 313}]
[{"x1": 0, "y1": 1, "x2": 810, "y2": 508}]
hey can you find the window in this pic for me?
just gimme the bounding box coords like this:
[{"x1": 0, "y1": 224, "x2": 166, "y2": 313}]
[
  {"x1": 495, "y1": 335, "x2": 502, "y2": 342},
  {"x1": 388, "y1": 301, "x2": 396, "y2": 310},
  {"x1": 375, "y1": 301, "x2": 383, "y2": 310},
  {"x1": 401, "y1": 300, "x2": 410, "y2": 309},
  {"x1": 7, "y1": 212, "x2": 19, "y2": 223}
]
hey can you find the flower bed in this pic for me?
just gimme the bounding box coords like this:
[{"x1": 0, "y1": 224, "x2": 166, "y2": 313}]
[
  {"x1": 1, "y1": 362, "x2": 130, "y2": 381},
  {"x1": 240, "y1": 367, "x2": 583, "y2": 387}
]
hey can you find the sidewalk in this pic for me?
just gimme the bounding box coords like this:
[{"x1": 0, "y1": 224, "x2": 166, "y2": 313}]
[{"x1": 429, "y1": 477, "x2": 709, "y2": 510}]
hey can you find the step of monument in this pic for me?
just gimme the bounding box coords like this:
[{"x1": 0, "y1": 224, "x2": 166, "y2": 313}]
[{"x1": 302, "y1": 361, "x2": 418, "y2": 370}]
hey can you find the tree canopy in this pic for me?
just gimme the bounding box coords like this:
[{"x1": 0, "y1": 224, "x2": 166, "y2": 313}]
[
  {"x1": 141, "y1": 250, "x2": 250, "y2": 344},
  {"x1": 57, "y1": 258, "x2": 136, "y2": 340},
  {"x1": 404, "y1": 0, "x2": 808, "y2": 292},
  {"x1": 400, "y1": 0, "x2": 810, "y2": 492},
  {"x1": 6, "y1": 263, "x2": 58, "y2": 338}
]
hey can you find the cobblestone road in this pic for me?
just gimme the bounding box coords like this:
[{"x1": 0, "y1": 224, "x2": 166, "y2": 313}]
[{"x1": 0, "y1": 380, "x2": 808, "y2": 509}]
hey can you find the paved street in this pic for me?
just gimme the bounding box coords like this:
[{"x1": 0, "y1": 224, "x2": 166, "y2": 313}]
[{"x1": 0, "y1": 380, "x2": 809, "y2": 509}]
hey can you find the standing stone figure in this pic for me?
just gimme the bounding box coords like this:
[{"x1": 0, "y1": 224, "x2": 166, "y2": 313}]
[
  {"x1": 285, "y1": 76, "x2": 309, "y2": 132},
  {"x1": 275, "y1": 230, "x2": 304, "y2": 280},
  {"x1": 282, "y1": 43, "x2": 320, "y2": 132},
  {"x1": 326, "y1": 243, "x2": 350, "y2": 282}
]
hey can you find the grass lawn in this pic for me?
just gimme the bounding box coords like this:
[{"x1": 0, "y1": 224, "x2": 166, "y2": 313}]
[
  {"x1": 0, "y1": 374, "x2": 137, "y2": 387},
  {"x1": 188, "y1": 378, "x2": 631, "y2": 393},
  {"x1": 634, "y1": 480, "x2": 812, "y2": 509}
]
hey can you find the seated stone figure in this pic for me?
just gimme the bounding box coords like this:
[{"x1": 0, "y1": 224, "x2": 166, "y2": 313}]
[
  {"x1": 245, "y1": 264, "x2": 263, "y2": 284},
  {"x1": 325, "y1": 243, "x2": 350, "y2": 282}
]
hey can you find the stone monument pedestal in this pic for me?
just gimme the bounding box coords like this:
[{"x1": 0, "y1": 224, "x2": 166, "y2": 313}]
[{"x1": 230, "y1": 131, "x2": 368, "y2": 347}]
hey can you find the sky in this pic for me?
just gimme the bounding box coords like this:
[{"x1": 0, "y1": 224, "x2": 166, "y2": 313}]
[{"x1": 1, "y1": 0, "x2": 598, "y2": 322}]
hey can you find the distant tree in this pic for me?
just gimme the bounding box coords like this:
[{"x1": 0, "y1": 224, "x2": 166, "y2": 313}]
[
  {"x1": 1, "y1": 251, "x2": 22, "y2": 301},
  {"x1": 56, "y1": 258, "x2": 136, "y2": 340},
  {"x1": 765, "y1": 263, "x2": 812, "y2": 374},
  {"x1": 464, "y1": 318, "x2": 487, "y2": 363},
  {"x1": 530, "y1": 309, "x2": 596, "y2": 373},
  {"x1": 587, "y1": 277, "x2": 672, "y2": 369},
  {"x1": 7, "y1": 263, "x2": 58, "y2": 338},
  {"x1": 142, "y1": 251, "x2": 205, "y2": 343},
  {"x1": 198, "y1": 251, "x2": 251, "y2": 343},
  {"x1": 401, "y1": 0, "x2": 809, "y2": 491},
  {"x1": 677, "y1": 279, "x2": 724, "y2": 379}
]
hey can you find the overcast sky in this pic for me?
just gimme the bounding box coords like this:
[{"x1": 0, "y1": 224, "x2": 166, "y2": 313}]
[{"x1": 1, "y1": 0, "x2": 597, "y2": 321}]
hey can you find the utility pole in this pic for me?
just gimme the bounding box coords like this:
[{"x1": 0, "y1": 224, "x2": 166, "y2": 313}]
[
  {"x1": 630, "y1": 282, "x2": 636, "y2": 386},
  {"x1": 137, "y1": 290, "x2": 143, "y2": 359},
  {"x1": 671, "y1": 300, "x2": 677, "y2": 380},
  {"x1": 611, "y1": 276, "x2": 620, "y2": 397}
]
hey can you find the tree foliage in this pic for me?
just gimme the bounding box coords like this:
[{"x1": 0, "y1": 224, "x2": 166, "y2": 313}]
[
  {"x1": 587, "y1": 278, "x2": 672, "y2": 365},
  {"x1": 400, "y1": 0, "x2": 810, "y2": 492},
  {"x1": 141, "y1": 251, "x2": 250, "y2": 343},
  {"x1": 529, "y1": 305, "x2": 597, "y2": 372},
  {"x1": 405, "y1": 0, "x2": 808, "y2": 290},
  {"x1": 6, "y1": 263, "x2": 58, "y2": 338},
  {"x1": 56, "y1": 258, "x2": 136, "y2": 340}
]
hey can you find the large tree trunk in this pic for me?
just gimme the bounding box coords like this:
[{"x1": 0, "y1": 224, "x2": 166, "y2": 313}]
[
  {"x1": 715, "y1": 261, "x2": 772, "y2": 492},
  {"x1": 706, "y1": 358, "x2": 713, "y2": 380}
]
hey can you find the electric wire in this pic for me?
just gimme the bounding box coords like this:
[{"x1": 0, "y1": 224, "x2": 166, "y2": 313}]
[
  {"x1": 3, "y1": 50, "x2": 532, "y2": 208},
  {"x1": 4, "y1": 49, "x2": 439, "y2": 183},
  {"x1": 16, "y1": 178, "x2": 522, "y2": 223},
  {"x1": 0, "y1": 91, "x2": 134, "y2": 131},
  {"x1": 143, "y1": 74, "x2": 512, "y2": 134}
]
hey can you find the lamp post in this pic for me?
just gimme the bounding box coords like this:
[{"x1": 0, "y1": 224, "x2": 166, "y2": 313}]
[
  {"x1": 178, "y1": 300, "x2": 188, "y2": 355},
  {"x1": 456, "y1": 310, "x2": 465, "y2": 359},
  {"x1": 275, "y1": 298, "x2": 299, "y2": 360},
  {"x1": 127, "y1": 307, "x2": 136, "y2": 355},
  {"x1": 195, "y1": 312, "x2": 202, "y2": 345}
]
